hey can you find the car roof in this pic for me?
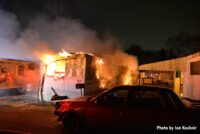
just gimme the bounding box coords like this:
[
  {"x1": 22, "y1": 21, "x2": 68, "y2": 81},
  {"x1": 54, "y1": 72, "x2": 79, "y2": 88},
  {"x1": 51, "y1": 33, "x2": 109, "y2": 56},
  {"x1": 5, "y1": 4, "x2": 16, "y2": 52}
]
[
  {"x1": 110, "y1": 85, "x2": 172, "y2": 91},
  {"x1": 96, "y1": 85, "x2": 173, "y2": 98}
]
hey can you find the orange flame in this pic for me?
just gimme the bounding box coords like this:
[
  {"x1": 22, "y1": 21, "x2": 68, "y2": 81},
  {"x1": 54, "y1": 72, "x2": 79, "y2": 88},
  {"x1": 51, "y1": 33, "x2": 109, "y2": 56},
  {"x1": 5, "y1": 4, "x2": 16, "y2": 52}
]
[
  {"x1": 39, "y1": 49, "x2": 138, "y2": 88},
  {"x1": 59, "y1": 49, "x2": 71, "y2": 57},
  {"x1": 123, "y1": 70, "x2": 133, "y2": 85},
  {"x1": 42, "y1": 54, "x2": 56, "y2": 76},
  {"x1": 95, "y1": 56, "x2": 138, "y2": 88},
  {"x1": 40, "y1": 49, "x2": 70, "y2": 76},
  {"x1": 95, "y1": 58, "x2": 108, "y2": 88},
  {"x1": 96, "y1": 58, "x2": 104, "y2": 65},
  {"x1": 42, "y1": 54, "x2": 56, "y2": 64}
]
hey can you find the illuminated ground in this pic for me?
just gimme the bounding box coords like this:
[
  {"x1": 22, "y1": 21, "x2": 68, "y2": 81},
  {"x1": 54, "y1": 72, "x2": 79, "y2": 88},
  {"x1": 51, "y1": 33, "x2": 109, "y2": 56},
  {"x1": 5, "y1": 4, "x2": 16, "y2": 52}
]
[{"x1": 0, "y1": 95, "x2": 64, "y2": 134}]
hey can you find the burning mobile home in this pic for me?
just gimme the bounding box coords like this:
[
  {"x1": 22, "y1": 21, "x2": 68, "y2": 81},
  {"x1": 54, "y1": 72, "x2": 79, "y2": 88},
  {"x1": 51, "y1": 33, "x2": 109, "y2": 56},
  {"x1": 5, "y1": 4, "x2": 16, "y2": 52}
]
[
  {"x1": 39, "y1": 50, "x2": 138, "y2": 102},
  {"x1": 40, "y1": 51, "x2": 100, "y2": 101},
  {"x1": 0, "y1": 58, "x2": 39, "y2": 97}
]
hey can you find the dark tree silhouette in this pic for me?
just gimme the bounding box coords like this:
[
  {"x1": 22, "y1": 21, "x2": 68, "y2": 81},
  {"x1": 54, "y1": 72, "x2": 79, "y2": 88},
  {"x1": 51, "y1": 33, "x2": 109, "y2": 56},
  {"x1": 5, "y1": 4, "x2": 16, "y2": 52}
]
[
  {"x1": 166, "y1": 32, "x2": 200, "y2": 57},
  {"x1": 167, "y1": 47, "x2": 176, "y2": 59},
  {"x1": 125, "y1": 44, "x2": 146, "y2": 64},
  {"x1": 44, "y1": 0, "x2": 65, "y2": 21},
  {"x1": 158, "y1": 48, "x2": 167, "y2": 61},
  {"x1": 126, "y1": 44, "x2": 144, "y2": 56}
]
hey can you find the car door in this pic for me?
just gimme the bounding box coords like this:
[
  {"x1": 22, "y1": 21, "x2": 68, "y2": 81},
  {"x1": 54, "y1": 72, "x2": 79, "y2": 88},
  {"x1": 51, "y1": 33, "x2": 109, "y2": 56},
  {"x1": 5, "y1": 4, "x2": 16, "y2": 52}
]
[
  {"x1": 119, "y1": 87, "x2": 163, "y2": 132},
  {"x1": 85, "y1": 87, "x2": 129, "y2": 130},
  {"x1": 160, "y1": 90, "x2": 195, "y2": 126}
]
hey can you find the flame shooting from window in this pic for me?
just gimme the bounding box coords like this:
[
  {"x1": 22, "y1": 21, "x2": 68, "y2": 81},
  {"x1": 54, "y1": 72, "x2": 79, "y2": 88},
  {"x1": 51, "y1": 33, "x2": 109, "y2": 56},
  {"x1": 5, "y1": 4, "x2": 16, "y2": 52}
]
[
  {"x1": 40, "y1": 49, "x2": 71, "y2": 76},
  {"x1": 59, "y1": 49, "x2": 71, "y2": 57}
]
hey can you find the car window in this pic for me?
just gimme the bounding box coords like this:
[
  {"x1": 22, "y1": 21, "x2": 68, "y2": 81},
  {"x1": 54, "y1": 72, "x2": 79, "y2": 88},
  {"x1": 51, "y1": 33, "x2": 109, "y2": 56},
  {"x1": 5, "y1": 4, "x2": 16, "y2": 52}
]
[
  {"x1": 161, "y1": 92, "x2": 177, "y2": 110},
  {"x1": 168, "y1": 90, "x2": 185, "y2": 109},
  {"x1": 96, "y1": 88, "x2": 129, "y2": 106},
  {"x1": 129, "y1": 90, "x2": 162, "y2": 108}
]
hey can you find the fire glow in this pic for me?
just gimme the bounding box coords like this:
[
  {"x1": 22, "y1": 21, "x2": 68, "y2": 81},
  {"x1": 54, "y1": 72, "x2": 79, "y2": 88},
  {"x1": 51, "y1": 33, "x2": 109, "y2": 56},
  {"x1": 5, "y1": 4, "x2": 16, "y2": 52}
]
[
  {"x1": 59, "y1": 49, "x2": 71, "y2": 57},
  {"x1": 95, "y1": 58, "x2": 107, "y2": 88},
  {"x1": 40, "y1": 49, "x2": 138, "y2": 88},
  {"x1": 42, "y1": 54, "x2": 56, "y2": 76},
  {"x1": 95, "y1": 56, "x2": 137, "y2": 88},
  {"x1": 40, "y1": 50, "x2": 72, "y2": 76}
]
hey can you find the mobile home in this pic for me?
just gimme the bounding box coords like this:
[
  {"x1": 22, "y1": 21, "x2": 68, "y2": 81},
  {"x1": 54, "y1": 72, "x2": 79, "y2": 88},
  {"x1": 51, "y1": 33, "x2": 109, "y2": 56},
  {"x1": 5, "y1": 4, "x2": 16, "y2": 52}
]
[
  {"x1": 39, "y1": 52, "x2": 101, "y2": 102},
  {"x1": 0, "y1": 58, "x2": 40, "y2": 96},
  {"x1": 139, "y1": 52, "x2": 200, "y2": 100}
]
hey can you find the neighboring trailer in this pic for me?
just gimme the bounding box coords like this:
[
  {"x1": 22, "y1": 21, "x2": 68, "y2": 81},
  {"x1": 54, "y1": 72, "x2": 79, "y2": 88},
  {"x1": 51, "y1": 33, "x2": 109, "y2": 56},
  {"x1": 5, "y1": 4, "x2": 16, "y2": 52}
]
[
  {"x1": 0, "y1": 59, "x2": 40, "y2": 96},
  {"x1": 183, "y1": 53, "x2": 200, "y2": 100},
  {"x1": 139, "y1": 52, "x2": 200, "y2": 100},
  {"x1": 40, "y1": 53, "x2": 101, "y2": 102}
]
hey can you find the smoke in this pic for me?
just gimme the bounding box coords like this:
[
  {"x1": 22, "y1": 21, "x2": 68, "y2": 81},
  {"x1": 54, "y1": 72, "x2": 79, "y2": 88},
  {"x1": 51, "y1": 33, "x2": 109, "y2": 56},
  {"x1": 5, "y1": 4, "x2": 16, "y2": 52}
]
[
  {"x1": 96, "y1": 50, "x2": 138, "y2": 88},
  {"x1": 0, "y1": 9, "x2": 138, "y2": 88},
  {"x1": 18, "y1": 14, "x2": 120, "y2": 57},
  {"x1": 0, "y1": 9, "x2": 133, "y2": 58},
  {"x1": 0, "y1": 10, "x2": 20, "y2": 58}
]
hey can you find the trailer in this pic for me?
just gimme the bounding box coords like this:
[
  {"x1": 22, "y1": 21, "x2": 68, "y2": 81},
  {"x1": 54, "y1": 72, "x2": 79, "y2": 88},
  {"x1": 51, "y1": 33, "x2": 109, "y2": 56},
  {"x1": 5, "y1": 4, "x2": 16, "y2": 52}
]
[
  {"x1": 0, "y1": 58, "x2": 40, "y2": 97},
  {"x1": 39, "y1": 52, "x2": 101, "y2": 102},
  {"x1": 139, "y1": 52, "x2": 200, "y2": 100},
  {"x1": 183, "y1": 52, "x2": 200, "y2": 100}
]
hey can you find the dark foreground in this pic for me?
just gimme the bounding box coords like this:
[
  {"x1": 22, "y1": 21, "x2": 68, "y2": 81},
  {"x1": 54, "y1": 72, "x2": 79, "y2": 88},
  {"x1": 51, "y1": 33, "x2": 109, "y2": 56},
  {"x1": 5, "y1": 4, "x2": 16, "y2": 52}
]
[
  {"x1": 0, "y1": 95, "x2": 64, "y2": 134},
  {"x1": 0, "y1": 94, "x2": 199, "y2": 134}
]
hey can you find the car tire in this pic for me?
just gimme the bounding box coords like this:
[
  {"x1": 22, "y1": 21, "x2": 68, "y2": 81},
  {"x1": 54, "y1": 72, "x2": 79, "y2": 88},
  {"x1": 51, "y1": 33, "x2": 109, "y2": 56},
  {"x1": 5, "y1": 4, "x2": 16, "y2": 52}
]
[{"x1": 62, "y1": 113, "x2": 82, "y2": 134}]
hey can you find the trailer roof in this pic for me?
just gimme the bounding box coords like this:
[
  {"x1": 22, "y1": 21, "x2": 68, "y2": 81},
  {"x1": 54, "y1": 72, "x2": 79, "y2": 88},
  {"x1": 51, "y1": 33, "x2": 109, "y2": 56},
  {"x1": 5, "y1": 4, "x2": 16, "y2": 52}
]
[
  {"x1": 139, "y1": 51, "x2": 200, "y2": 72},
  {"x1": 0, "y1": 58, "x2": 34, "y2": 63}
]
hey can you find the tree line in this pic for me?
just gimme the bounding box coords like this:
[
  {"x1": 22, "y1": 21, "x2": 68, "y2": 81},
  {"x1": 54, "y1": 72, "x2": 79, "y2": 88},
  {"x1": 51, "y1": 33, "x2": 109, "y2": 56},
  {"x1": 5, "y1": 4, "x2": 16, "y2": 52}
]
[{"x1": 125, "y1": 32, "x2": 200, "y2": 65}]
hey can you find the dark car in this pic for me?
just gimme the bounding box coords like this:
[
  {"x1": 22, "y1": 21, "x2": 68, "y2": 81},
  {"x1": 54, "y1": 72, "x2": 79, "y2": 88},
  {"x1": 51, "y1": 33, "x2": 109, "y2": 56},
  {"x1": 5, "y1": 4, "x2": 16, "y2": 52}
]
[{"x1": 54, "y1": 85, "x2": 200, "y2": 133}]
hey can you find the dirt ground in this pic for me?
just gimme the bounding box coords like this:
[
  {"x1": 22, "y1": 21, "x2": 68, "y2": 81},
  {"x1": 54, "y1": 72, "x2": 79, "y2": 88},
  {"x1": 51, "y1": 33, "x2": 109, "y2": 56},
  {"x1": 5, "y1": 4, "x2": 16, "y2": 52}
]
[{"x1": 0, "y1": 95, "x2": 65, "y2": 134}]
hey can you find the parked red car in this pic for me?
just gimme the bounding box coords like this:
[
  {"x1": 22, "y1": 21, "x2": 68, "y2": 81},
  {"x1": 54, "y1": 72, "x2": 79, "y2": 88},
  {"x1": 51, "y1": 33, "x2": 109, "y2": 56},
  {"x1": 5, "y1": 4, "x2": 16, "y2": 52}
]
[{"x1": 54, "y1": 85, "x2": 199, "y2": 134}]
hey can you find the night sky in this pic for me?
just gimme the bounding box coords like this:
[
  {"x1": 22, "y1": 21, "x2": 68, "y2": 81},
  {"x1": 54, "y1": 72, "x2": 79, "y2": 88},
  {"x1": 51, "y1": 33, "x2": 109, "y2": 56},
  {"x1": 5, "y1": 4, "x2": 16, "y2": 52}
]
[{"x1": 1, "y1": 0, "x2": 200, "y2": 50}]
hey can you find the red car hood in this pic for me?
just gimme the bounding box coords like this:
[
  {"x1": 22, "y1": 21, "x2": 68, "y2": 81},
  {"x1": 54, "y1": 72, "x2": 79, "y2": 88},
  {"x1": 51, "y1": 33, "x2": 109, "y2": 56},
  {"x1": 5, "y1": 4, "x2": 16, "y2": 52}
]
[
  {"x1": 64, "y1": 96, "x2": 92, "y2": 102},
  {"x1": 55, "y1": 96, "x2": 93, "y2": 114}
]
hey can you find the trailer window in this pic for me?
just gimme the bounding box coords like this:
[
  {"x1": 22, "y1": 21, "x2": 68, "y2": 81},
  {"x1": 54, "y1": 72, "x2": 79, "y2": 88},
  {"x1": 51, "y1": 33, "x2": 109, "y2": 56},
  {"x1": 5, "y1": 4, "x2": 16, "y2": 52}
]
[
  {"x1": 65, "y1": 58, "x2": 85, "y2": 78},
  {"x1": 65, "y1": 59, "x2": 74, "y2": 77},
  {"x1": 55, "y1": 60, "x2": 66, "y2": 73},
  {"x1": 191, "y1": 61, "x2": 200, "y2": 75},
  {"x1": 18, "y1": 65, "x2": 24, "y2": 76},
  {"x1": 28, "y1": 63, "x2": 37, "y2": 70},
  {"x1": 161, "y1": 92, "x2": 177, "y2": 110}
]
